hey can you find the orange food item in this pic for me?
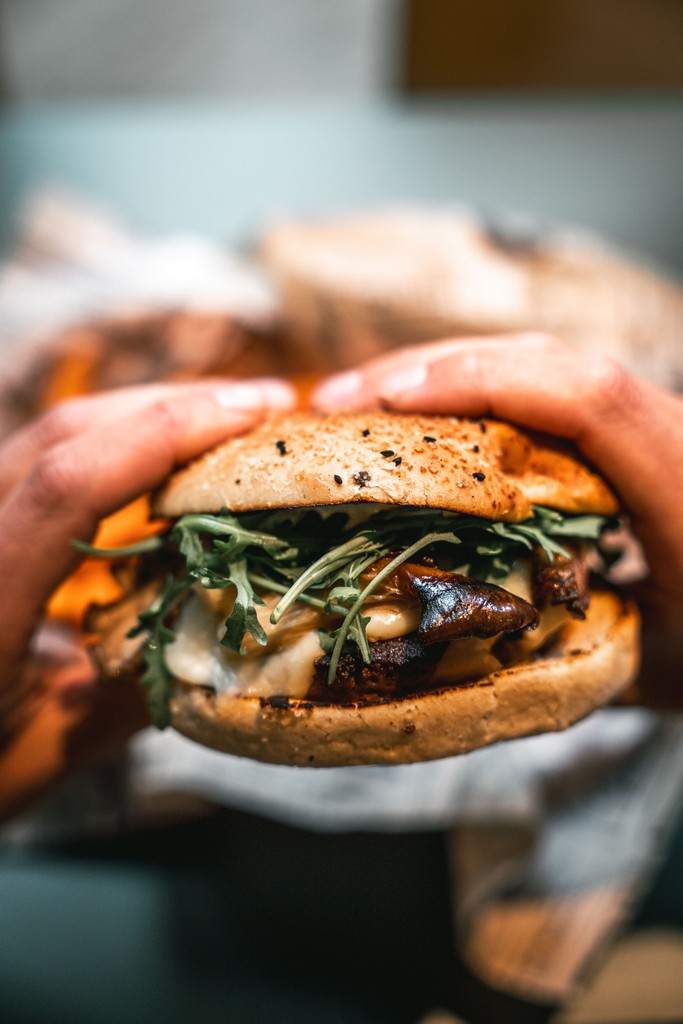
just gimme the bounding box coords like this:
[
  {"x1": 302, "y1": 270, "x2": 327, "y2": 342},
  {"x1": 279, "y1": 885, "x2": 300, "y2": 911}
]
[
  {"x1": 40, "y1": 332, "x2": 103, "y2": 406},
  {"x1": 47, "y1": 495, "x2": 166, "y2": 626}
]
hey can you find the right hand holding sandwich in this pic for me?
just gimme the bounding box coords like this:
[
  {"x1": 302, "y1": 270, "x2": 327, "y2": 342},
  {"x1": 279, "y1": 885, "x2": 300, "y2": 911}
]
[{"x1": 314, "y1": 332, "x2": 683, "y2": 704}]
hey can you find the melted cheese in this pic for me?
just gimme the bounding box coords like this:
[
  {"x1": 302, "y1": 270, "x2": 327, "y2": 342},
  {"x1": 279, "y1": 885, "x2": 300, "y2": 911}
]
[
  {"x1": 433, "y1": 637, "x2": 502, "y2": 684},
  {"x1": 511, "y1": 602, "x2": 572, "y2": 655},
  {"x1": 485, "y1": 563, "x2": 573, "y2": 654},
  {"x1": 166, "y1": 593, "x2": 320, "y2": 697},
  {"x1": 500, "y1": 563, "x2": 533, "y2": 603},
  {"x1": 165, "y1": 564, "x2": 573, "y2": 698},
  {"x1": 364, "y1": 602, "x2": 421, "y2": 641},
  {"x1": 165, "y1": 595, "x2": 241, "y2": 690},
  {"x1": 236, "y1": 631, "x2": 321, "y2": 698}
]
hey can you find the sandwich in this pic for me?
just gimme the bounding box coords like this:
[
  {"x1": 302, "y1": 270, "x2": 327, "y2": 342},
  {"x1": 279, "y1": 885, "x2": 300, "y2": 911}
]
[{"x1": 83, "y1": 412, "x2": 640, "y2": 766}]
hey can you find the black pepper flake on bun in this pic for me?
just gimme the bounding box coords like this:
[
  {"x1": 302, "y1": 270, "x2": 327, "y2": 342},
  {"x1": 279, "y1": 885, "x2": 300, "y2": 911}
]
[
  {"x1": 275, "y1": 440, "x2": 287, "y2": 456},
  {"x1": 353, "y1": 470, "x2": 371, "y2": 487},
  {"x1": 472, "y1": 445, "x2": 480, "y2": 453},
  {"x1": 262, "y1": 695, "x2": 291, "y2": 710},
  {"x1": 473, "y1": 471, "x2": 486, "y2": 481},
  {"x1": 362, "y1": 429, "x2": 370, "y2": 437},
  {"x1": 334, "y1": 474, "x2": 343, "y2": 485}
]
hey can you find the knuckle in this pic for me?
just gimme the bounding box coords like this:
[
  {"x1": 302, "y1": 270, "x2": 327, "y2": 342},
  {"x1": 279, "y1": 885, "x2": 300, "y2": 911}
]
[
  {"x1": 140, "y1": 398, "x2": 188, "y2": 466},
  {"x1": 32, "y1": 400, "x2": 87, "y2": 449},
  {"x1": 584, "y1": 354, "x2": 639, "y2": 418},
  {"x1": 457, "y1": 348, "x2": 489, "y2": 384},
  {"x1": 147, "y1": 398, "x2": 184, "y2": 447},
  {"x1": 27, "y1": 447, "x2": 81, "y2": 508}
]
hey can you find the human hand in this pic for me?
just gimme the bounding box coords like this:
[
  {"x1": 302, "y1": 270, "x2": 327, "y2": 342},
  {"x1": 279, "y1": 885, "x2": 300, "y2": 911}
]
[
  {"x1": 0, "y1": 377, "x2": 295, "y2": 818},
  {"x1": 314, "y1": 333, "x2": 683, "y2": 704}
]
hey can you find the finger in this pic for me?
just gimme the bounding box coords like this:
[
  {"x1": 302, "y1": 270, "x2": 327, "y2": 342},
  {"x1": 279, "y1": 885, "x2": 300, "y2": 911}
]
[
  {"x1": 0, "y1": 377, "x2": 295, "y2": 499},
  {"x1": 312, "y1": 335, "x2": 502, "y2": 411},
  {"x1": 0, "y1": 382, "x2": 289, "y2": 684},
  {"x1": 382, "y1": 333, "x2": 616, "y2": 429}
]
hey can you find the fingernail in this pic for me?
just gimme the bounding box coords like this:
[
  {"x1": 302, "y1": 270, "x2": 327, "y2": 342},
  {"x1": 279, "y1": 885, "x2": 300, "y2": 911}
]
[
  {"x1": 252, "y1": 379, "x2": 297, "y2": 410},
  {"x1": 211, "y1": 380, "x2": 296, "y2": 413},
  {"x1": 378, "y1": 364, "x2": 427, "y2": 405},
  {"x1": 313, "y1": 371, "x2": 362, "y2": 410},
  {"x1": 211, "y1": 383, "x2": 268, "y2": 410}
]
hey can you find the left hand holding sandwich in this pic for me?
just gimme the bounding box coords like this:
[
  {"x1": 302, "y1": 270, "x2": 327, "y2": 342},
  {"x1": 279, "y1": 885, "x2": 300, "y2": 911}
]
[
  {"x1": 314, "y1": 332, "x2": 683, "y2": 704},
  {"x1": 0, "y1": 377, "x2": 295, "y2": 820}
]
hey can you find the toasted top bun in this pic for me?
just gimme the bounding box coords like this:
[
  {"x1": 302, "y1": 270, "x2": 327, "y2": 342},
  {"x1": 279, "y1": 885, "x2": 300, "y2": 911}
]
[{"x1": 155, "y1": 412, "x2": 617, "y2": 522}]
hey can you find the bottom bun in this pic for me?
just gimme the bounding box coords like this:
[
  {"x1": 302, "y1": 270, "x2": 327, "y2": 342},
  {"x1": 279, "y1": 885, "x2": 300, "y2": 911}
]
[{"x1": 170, "y1": 590, "x2": 640, "y2": 766}]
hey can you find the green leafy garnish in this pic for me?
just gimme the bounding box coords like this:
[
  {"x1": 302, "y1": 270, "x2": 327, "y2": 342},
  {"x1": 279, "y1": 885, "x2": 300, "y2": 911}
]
[
  {"x1": 76, "y1": 504, "x2": 612, "y2": 727},
  {"x1": 127, "y1": 574, "x2": 192, "y2": 728}
]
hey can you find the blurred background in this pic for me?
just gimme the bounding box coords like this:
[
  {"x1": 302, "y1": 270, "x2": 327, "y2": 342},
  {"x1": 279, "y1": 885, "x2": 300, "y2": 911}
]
[
  {"x1": 1, "y1": 0, "x2": 682, "y2": 268},
  {"x1": 1, "y1": 4, "x2": 683, "y2": 1024}
]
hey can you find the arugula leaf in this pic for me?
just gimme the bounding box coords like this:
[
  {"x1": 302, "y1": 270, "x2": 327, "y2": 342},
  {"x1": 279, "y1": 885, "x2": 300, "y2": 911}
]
[
  {"x1": 544, "y1": 514, "x2": 612, "y2": 539},
  {"x1": 492, "y1": 521, "x2": 570, "y2": 561},
  {"x1": 172, "y1": 520, "x2": 206, "y2": 568},
  {"x1": 217, "y1": 558, "x2": 267, "y2": 654},
  {"x1": 128, "y1": 574, "x2": 192, "y2": 728},
  {"x1": 72, "y1": 535, "x2": 164, "y2": 558},
  {"x1": 173, "y1": 511, "x2": 297, "y2": 563},
  {"x1": 247, "y1": 571, "x2": 327, "y2": 611},
  {"x1": 325, "y1": 584, "x2": 363, "y2": 611},
  {"x1": 270, "y1": 532, "x2": 385, "y2": 623}
]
